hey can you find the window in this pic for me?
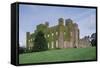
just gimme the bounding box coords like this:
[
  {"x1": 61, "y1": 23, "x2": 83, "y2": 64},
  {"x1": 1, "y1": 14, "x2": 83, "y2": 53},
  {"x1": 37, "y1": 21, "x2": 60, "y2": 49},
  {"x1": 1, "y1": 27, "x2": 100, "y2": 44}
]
[
  {"x1": 29, "y1": 47, "x2": 30, "y2": 50},
  {"x1": 51, "y1": 41, "x2": 54, "y2": 48},
  {"x1": 56, "y1": 32, "x2": 58, "y2": 35},
  {"x1": 31, "y1": 39, "x2": 32, "y2": 42},
  {"x1": 56, "y1": 40, "x2": 58, "y2": 48},
  {"x1": 70, "y1": 32, "x2": 72, "y2": 37},
  {"x1": 29, "y1": 40, "x2": 30, "y2": 42},
  {"x1": 44, "y1": 35, "x2": 46, "y2": 38},
  {"x1": 48, "y1": 34, "x2": 49, "y2": 37}
]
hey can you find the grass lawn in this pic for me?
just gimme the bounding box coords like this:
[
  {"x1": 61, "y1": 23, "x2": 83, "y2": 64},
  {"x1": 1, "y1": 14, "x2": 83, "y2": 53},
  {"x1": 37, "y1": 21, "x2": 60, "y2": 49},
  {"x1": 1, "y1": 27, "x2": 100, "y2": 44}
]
[{"x1": 19, "y1": 47, "x2": 96, "y2": 64}]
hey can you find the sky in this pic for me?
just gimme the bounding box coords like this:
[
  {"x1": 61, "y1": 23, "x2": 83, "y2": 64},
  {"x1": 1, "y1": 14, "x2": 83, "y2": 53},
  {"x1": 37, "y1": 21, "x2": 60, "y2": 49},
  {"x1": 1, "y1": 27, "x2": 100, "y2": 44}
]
[{"x1": 19, "y1": 4, "x2": 96, "y2": 47}]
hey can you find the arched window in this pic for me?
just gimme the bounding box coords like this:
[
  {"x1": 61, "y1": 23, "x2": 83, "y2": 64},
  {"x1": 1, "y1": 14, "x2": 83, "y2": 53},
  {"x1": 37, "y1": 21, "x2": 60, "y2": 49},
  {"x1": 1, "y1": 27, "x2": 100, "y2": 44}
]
[
  {"x1": 48, "y1": 34, "x2": 49, "y2": 37},
  {"x1": 28, "y1": 40, "x2": 30, "y2": 42},
  {"x1": 31, "y1": 39, "x2": 32, "y2": 42},
  {"x1": 51, "y1": 41, "x2": 54, "y2": 48},
  {"x1": 56, "y1": 32, "x2": 58, "y2": 35},
  {"x1": 44, "y1": 35, "x2": 46, "y2": 38},
  {"x1": 70, "y1": 32, "x2": 73, "y2": 37},
  {"x1": 56, "y1": 40, "x2": 58, "y2": 48}
]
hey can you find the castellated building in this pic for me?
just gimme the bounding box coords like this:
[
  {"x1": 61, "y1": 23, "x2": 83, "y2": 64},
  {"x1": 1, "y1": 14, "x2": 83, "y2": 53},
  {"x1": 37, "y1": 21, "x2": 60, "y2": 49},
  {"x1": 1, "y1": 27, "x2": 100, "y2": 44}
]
[{"x1": 26, "y1": 18, "x2": 90, "y2": 50}]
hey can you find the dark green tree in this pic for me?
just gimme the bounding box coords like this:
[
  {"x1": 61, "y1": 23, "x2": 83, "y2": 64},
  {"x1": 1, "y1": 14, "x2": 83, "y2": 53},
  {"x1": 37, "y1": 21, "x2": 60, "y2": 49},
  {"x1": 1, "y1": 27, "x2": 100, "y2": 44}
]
[
  {"x1": 91, "y1": 33, "x2": 96, "y2": 47},
  {"x1": 19, "y1": 47, "x2": 25, "y2": 54},
  {"x1": 33, "y1": 31, "x2": 48, "y2": 52}
]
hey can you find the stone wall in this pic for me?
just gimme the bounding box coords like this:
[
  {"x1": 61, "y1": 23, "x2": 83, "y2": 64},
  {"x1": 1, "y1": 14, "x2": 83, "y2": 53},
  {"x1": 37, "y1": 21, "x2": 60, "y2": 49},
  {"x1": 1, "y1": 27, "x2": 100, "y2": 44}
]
[
  {"x1": 26, "y1": 18, "x2": 91, "y2": 50},
  {"x1": 79, "y1": 36, "x2": 91, "y2": 48}
]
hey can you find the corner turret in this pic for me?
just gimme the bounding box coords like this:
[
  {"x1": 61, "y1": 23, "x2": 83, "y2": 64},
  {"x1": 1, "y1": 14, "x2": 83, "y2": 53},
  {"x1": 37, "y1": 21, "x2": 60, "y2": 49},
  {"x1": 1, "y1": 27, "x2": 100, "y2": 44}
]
[
  {"x1": 65, "y1": 19, "x2": 73, "y2": 26},
  {"x1": 58, "y1": 18, "x2": 64, "y2": 25}
]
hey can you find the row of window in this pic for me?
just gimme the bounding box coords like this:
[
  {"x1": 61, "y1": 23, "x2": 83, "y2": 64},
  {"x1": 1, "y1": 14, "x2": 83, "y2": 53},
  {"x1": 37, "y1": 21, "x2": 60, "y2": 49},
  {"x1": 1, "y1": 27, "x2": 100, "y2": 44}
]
[
  {"x1": 46, "y1": 32, "x2": 58, "y2": 37},
  {"x1": 48, "y1": 40, "x2": 58, "y2": 48},
  {"x1": 28, "y1": 40, "x2": 59, "y2": 49},
  {"x1": 28, "y1": 31, "x2": 72, "y2": 42},
  {"x1": 28, "y1": 38, "x2": 34, "y2": 42},
  {"x1": 45, "y1": 32, "x2": 67, "y2": 38}
]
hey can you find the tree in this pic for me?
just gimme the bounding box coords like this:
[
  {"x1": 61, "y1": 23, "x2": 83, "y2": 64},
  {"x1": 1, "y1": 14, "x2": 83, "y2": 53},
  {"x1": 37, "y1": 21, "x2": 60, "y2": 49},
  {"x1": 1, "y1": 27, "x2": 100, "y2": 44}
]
[
  {"x1": 91, "y1": 33, "x2": 96, "y2": 47},
  {"x1": 33, "y1": 31, "x2": 48, "y2": 52},
  {"x1": 19, "y1": 47, "x2": 25, "y2": 54}
]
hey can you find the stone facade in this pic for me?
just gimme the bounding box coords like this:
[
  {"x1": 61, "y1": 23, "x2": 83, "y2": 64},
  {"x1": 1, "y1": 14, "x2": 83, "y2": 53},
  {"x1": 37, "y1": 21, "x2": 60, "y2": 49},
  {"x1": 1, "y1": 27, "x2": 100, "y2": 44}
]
[
  {"x1": 26, "y1": 18, "x2": 90, "y2": 50},
  {"x1": 79, "y1": 36, "x2": 91, "y2": 48}
]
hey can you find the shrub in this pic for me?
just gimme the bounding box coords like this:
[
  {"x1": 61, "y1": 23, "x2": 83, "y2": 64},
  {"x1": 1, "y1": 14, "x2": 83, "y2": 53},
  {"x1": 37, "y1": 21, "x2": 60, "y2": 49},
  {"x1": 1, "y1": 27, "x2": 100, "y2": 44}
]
[{"x1": 19, "y1": 47, "x2": 25, "y2": 54}]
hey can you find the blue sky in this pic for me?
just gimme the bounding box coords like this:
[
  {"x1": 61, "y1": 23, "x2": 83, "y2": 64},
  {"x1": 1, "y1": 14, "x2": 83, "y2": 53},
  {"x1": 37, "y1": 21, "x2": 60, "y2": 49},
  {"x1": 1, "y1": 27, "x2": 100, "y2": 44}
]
[{"x1": 19, "y1": 4, "x2": 96, "y2": 47}]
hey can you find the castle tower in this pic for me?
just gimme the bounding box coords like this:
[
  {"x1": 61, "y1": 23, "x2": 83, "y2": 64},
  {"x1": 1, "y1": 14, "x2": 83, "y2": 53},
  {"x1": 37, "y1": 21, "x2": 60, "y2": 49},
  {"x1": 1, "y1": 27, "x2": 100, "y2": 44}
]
[
  {"x1": 58, "y1": 18, "x2": 64, "y2": 48},
  {"x1": 65, "y1": 19, "x2": 74, "y2": 48},
  {"x1": 65, "y1": 19, "x2": 73, "y2": 26},
  {"x1": 74, "y1": 23, "x2": 79, "y2": 48}
]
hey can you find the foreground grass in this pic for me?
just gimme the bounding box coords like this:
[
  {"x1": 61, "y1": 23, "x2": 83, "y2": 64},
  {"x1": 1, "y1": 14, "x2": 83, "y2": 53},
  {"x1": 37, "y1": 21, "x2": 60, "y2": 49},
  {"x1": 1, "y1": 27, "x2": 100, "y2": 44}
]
[{"x1": 19, "y1": 47, "x2": 96, "y2": 64}]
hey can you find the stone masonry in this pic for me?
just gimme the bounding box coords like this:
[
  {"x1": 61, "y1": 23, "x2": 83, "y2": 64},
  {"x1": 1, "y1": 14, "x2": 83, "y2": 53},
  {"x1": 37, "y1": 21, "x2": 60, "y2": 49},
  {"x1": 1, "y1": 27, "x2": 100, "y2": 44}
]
[{"x1": 26, "y1": 18, "x2": 91, "y2": 50}]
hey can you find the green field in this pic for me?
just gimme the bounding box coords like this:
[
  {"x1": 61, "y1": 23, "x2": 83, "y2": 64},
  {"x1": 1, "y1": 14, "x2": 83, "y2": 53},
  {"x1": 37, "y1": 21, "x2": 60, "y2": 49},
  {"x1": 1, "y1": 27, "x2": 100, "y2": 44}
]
[{"x1": 19, "y1": 47, "x2": 96, "y2": 64}]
